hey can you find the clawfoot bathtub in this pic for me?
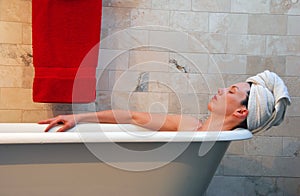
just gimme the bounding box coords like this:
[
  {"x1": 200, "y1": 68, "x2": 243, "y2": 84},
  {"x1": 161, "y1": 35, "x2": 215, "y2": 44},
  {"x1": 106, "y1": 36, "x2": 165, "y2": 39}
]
[{"x1": 0, "y1": 123, "x2": 252, "y2": 196}]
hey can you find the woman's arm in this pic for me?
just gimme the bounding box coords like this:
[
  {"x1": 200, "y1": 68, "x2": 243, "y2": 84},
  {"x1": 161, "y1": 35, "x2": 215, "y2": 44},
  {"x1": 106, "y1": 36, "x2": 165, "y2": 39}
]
[{"x1": 39, "y1": 110, "x2": 200, "y2": 132}]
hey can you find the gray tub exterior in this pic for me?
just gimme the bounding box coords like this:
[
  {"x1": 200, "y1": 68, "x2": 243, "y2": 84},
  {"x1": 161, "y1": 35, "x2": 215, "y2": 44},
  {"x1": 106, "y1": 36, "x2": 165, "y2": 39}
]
[{"x1": 0, "y1": 123, "x2": 252, "y2": 196}]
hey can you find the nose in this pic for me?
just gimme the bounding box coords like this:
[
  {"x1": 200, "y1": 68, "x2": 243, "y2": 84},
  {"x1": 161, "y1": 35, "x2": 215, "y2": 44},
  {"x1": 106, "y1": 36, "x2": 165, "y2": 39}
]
[{"x1": 218, "y1": 88, "x2": 225, "y2": 95}]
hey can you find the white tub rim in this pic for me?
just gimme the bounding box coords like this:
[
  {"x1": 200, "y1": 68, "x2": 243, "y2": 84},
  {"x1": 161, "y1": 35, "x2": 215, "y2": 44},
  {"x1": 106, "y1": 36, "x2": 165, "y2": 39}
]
[{"x1": 0, "y1": 123, "x2": 252, "y2": 144}]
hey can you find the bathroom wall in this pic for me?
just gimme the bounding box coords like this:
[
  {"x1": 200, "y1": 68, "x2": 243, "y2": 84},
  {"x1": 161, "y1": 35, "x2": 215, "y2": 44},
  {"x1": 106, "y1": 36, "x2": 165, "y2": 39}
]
[{"x1": 0, "y1": 0, "x2": 300, "y2": 195}]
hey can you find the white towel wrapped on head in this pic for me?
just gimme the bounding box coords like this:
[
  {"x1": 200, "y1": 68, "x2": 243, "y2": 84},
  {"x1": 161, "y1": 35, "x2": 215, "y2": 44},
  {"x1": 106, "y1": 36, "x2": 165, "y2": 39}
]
[{"x1": 246, "y1": 70, "x2": 291, "y2": 134}]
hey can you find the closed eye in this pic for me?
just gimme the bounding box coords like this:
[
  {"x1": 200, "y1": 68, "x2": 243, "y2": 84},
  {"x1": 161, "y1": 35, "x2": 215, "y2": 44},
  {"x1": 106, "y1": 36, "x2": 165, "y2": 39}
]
[{"x1": 229, "y1": 86, "x2": 239, "y2": 93}]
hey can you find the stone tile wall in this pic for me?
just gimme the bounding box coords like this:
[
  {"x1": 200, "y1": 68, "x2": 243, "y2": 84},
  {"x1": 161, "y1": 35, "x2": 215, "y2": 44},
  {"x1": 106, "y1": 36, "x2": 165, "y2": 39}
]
[{"x1": 0, "y1": 0, "x2": 299, "y2": 195}]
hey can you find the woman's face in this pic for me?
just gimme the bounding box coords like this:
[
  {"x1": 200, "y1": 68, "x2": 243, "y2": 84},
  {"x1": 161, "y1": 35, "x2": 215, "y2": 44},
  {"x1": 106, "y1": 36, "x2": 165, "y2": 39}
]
[{"x1": 208, "y1": 82, "x2": 251, "y2": 116}]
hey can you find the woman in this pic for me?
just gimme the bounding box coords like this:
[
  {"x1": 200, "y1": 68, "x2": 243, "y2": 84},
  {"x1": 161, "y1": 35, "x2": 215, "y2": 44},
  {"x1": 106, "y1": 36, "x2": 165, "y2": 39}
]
[{"x1": 39, "y1": 70, "x2": 290, "y2": 134}]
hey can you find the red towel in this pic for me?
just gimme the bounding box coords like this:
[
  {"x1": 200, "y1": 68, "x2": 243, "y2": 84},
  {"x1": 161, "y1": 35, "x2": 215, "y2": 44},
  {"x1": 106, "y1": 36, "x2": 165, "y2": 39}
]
[{"x1": 32, "y1": 0, "x2": 102, "y2": 103}]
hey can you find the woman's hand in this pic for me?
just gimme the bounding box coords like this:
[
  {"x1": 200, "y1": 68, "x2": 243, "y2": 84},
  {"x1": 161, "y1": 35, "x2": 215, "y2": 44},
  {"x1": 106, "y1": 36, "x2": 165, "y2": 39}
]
[{"x1": 38, "y1": 114, "x2": 77, "y2": 132}]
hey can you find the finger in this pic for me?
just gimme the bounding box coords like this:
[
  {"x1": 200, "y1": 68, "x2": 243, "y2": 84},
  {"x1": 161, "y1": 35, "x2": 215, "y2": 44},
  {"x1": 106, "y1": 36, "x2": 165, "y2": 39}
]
[
  {"x1": 38, "y1": 118, "x2": 56, "y2": 124},
  {"x1": 44, "y1": 124, "x2": 54, "y2": 132},
  {"x1": 57, "y1": 123, "x2": 73, "y2": 132},
  {"x1": 57, "y1": 126, "x2": 68, "y2": 132},
  {"x1": 44, "y1": 118, "x2": 63, "y2": 132},
  {"x1": 44, "y1": 123, "x2": 57, "y2": 132}
]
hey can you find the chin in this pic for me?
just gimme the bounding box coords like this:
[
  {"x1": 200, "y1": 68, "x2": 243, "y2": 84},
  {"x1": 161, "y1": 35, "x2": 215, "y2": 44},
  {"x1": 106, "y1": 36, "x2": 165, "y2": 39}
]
[{"x1": 207, "y1": 103, "x2": 212, "y2": 112}]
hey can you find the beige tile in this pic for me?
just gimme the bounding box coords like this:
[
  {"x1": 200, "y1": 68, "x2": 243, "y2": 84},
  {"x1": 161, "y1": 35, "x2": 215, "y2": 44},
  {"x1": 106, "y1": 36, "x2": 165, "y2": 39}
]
[
  {"x1": 205, "y1": 73, "x2": 226, "y2": 94},
  {"x1": 100, "y1": 28, "x2": 148, "y2": 50},
  {"x1": 131, "y1": 9, "x2": 169, "y2": 27},
  {"x1": 149, "y1": 30, "x2": 188, "y2": 52},
  {"x1": 169, "y1": 93, "x2": 207, "y2": 114},
  {"x1": 50, "y1": 103, "x2": 97, "y2": 114},
  {"x1": 270, "y1": 0, "x2": 293, "y2": 14},
  {"x1": 231, "y1": 0, "x2": 271, "y2": 13},
  {"x1": 207, "y1": 176, "x2": 246, "y2": 196},
  {"x1": 226, "y1": 141, "x2": 245, "y2": 155},
  {"x1": 19, "y1": 44, "x2": 32, "y2": 66},
  {"x1": 170, "y1": 11, "x2": 208, "y2": 32},
  {"x1": 282, "y1": 76, "x2": 300, "y2": 97},
  {"x1": 283, "y1": 137, "x2": 300, "y2": 157},
  {"x1": 96, "y1": 91, "x2": 112, "y2": 111},
  {"x1": 169, "y1": 0, "x2": 192, "y2": 11},
  {"x1": 152, "y1": 0, "x2": 191, "y2": 10},
  {"x1": 244, "y1": 177, "x2": 284, "y2": 196},
  {"x1": 209, "y1": 13, "x2": 248, "y2": 34},
  {"x1": 277, "y1": 177, "x2": 300, "y2": 196},
  {"x1": 98, "y1": 49, "x2": 129, "y2": 70},
  {"x1": 152, "y1": 0, "x2": 169, "y2": 10},
  {"x1": 0, "y1": 109, "x2": 22, "y2": 122},
  {"x1": 22, "y1": 23, "x2": 32, "y2": 44},
  {"x1": 0, "y1": 44, "x2": 28, "y2": 65},
  {"x1": 96, "y1": 69, "x2": 110, "y2": 91},
  {"x1": 149, "y1": 72, "x2": 189, "y2": 93},
  {"x1": 271, "y1": 0, "x2": 300, "y2": 15},
  {"x1": 261, "y1": 156, "x2": 300, "y2": 177},
  {"x1": 169, "y1": 52, "x2": 209, "y2": 73},
  {"x1": 286, "y1": 56, "x2": 300, "y2": 76},
  {"x1": 148, "y1": 72, "x2": 171, "y2": 93},
  {"x1": 288, "y1": 16, "x2": 300, "y2": 35},
  {"x1": 267, "y1": 116, "x2": 300, "y2": 137},
  {"x1": 49, "y1": 103, "x2": 72, "y2": 112},
  {"x1": 168, "y1": 92, "x2": 180, "y2": 114},
  {"x1": 100, "y1": 28, "x2": 110, "y2": 41},
  {"x1": 72, "y1": 103, "x2": 98, "y2": 113},
  {"x1": 149, "y1": 30, "x2": 207, "y2": 53},
  {"x1": 189, "y1": 32, "x2": 227, "y2": 54},
  {"x1": 227, "y1": 35, "x2": 266, "y2": 55},
  {"x1": 222, "y1": 74, "x2": 249, "y2": 87},
  {"x1": 246, "y1": 56, "x2": 286, "y2": 75},
  {"x1": 0, "y1": 65, "x2": 23, "y2": 87},
  {"x1": 245, "y1": 136, "x2": 283, "y2": 156},
  {"x1": 177, "y1": 93, "x2": 208, "y2": 115},
  {"x1": 208, "y1": 54, "x2": 247, "y2": 74},
  {"x1": 133, "y1": 61, "x2": 169, "y2": 73},
  {"x1": 129, "y1": 50, "x2": 169, "y2": 71},
  {"x1": 193, "y1": 93, "x2": 209, "y2": 114},
  {"x1": 22, "y1": 65, "x2": 34, "y2": 89},
  {"x1": 288, "y1": 0, "x2": 300, "y2": 15},
  {"x1": 248, "y1": 14, "x2": 287, "y2": 35},
  {"x1": 192, "y1": 0, "x2": 230, "y2": 12},
  {"x1": 109, "y1": 70, "x2": 146, "y2": 92},
  {"x1": 109, "y1": 91, "x2": 131, "y2": 110},
  {"x1": 130, "y1": 92, "x2": 169, "y2": 113},
  {"x1": 187, "y1": 33, "x2": 213, "y2": 53},
  {"x1": 22, "y1": 110, "x2": 53, "y2": 123},
  {"x1": 103, "y1": 0, "x2": 151, "y2": 8},
  {"x1": 287, "y1": 97, "x2": 300, "y2": 116},
  {"x1": 0, "y1": 21, "x2": 22, "y2": 44},
  {"x1": 0, "y1": 88, "x2": 48, "y2": 110},
  {"x1": 205, "y1": 33, "x2": 227, "y2": 54},
  {"x1": 187, "y1": 74, "x2": 210, "y2": 94},
  {"x1": 266, "y1": 36, "x2": 300, "y2": 55},
  {"x1": 0, "y1": 0, "x2": 31, "y2": 22},
  {"x1": 102, "y1": 7, "x2": 131, "y2": 29},
  {"x1": 223, "y1": 155, "x2": 263, "y2": 176},
  {"x1": 27, "y1": 0, "x2": 31, "y2": 23},
  {"x1": 111, "y1": 91, "x2": 169, "y2": 113}
]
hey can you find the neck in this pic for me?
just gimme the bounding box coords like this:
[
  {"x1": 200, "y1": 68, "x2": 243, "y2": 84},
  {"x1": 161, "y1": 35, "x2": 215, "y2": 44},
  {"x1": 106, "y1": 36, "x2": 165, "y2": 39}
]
[{"x1": 200, "y1": 114, "x2": 236, "y2": 131}]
